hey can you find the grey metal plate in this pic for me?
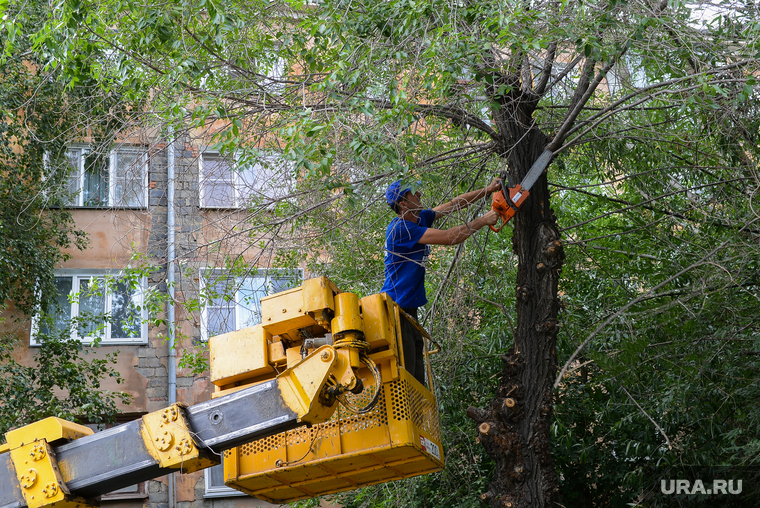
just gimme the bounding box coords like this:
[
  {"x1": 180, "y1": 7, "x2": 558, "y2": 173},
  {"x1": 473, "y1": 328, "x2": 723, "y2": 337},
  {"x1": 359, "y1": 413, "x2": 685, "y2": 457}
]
[
  {"x1": 185, "y1": 380, "x2": 300, "y2": 453},
  {"x1": 0, "y1": 453, "x2": 22, "y2": 508},
  {"x1": 55, "y1": 419, "x2": 161, "y2": 498},
  {"x1": 1, "y1": 380, "x2": 302, "y2": 502},
  {"x1": 48, "y1": 380, "x2": 300, "y2": 499}
]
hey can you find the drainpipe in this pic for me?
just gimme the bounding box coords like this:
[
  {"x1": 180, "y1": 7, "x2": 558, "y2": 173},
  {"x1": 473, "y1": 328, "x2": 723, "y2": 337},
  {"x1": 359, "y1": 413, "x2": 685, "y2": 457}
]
[{"x1": 167, "y1": 126, "x2": 177, "y2": 507}]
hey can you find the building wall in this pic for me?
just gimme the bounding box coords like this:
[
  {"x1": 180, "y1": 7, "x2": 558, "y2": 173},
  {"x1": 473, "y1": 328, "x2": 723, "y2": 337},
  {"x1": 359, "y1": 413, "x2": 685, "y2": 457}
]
[{"x1": 3, "y1": 132, "x2": 294, "y2": 508}]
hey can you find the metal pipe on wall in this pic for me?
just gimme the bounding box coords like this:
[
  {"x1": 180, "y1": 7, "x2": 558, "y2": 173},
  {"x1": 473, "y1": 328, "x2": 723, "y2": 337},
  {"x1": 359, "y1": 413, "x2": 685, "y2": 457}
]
[{"x1": 167, "y1": 126, "x2": 177, "y2": 507}]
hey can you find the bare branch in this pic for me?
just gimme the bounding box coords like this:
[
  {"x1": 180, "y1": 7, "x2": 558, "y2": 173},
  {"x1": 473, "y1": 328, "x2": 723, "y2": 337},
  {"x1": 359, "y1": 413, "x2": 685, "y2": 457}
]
[{"x1": 617, "y1": 380, "x2": 672, "y2": 450}]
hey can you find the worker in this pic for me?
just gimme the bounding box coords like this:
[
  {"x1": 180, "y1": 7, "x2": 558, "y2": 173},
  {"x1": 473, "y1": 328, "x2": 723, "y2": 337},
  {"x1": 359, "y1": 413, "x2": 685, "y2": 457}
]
[{"x1": 381, "y1": 178, "x2": 501, "y2": 385}]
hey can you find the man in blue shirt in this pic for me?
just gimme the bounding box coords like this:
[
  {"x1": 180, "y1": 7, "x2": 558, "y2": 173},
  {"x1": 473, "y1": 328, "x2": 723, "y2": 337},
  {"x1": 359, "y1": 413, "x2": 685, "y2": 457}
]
[{"x1": 381, "y1": 179, "x2": 500, "y2": 384}]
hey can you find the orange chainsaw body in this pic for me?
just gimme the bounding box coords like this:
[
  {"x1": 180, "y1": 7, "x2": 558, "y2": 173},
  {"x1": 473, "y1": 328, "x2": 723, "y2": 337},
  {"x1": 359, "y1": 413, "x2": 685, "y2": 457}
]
[{"x1": 490, "y1": 184, "x2": 530, "y2": 232}]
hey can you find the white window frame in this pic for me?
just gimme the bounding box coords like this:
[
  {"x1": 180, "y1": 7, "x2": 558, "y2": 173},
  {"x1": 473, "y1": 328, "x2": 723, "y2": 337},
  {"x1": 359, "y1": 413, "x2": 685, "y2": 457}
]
[
  {"x1": 259, "y1": 55, "x2": 286, "y2": 93},
  {"x1": 218, "y1": 48, "x2": 285, "y2": 92},
  {"x1": 605, "y1": 56, "x2": 650, "y2": 95},
  {"x1": 240, "y1": 153, "x2": 296, "y2": 209},
  {"x1": 199, "y1": 152, "x2": 242, "y2": 209},
  {"x1": 199, "y1": 268, "x2": 303, "y2": 342},
  {"x1": 64, "y1": 145, "x2": 149, "y2": 208},
  {"x1": 204, "y1": 462, "x2": 247, "y2": 498},
  {"x1": 545, "y1": 59, "x2": 582, "y2": 101},
  {"x1": 199, "y1": 151, "x2": 295, "y2": 209},
  {"x1": 200, "y1": 267, "x2": 302, "y2": 497},
  {"x1": 31, "y1": 269, "x2": 149, "y2": 346}
]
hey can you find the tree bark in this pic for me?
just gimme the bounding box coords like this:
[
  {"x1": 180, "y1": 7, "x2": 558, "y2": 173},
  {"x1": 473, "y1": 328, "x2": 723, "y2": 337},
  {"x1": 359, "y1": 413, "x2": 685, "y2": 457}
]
[{"x1": 468, "y1": 84, "x2": 564, "y2": 507}]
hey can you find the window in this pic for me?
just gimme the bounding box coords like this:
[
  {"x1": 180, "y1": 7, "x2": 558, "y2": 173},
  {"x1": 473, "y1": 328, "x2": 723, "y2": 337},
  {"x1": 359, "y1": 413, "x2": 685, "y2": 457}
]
[
  {"x1": 546, "y1": 59, "x2": 582, "y2": 100},
  {"x1": 199, "y1": 153, "x2": 236, "y2": 208},
  {"x1": 257, "y1": 55, "x2": 286, "y2": 93},
  {"x1": 199, "y1": 152, "x2": 295, "y2": 209},
  {"x1": 33, "y1": 270, "x2": 148, "y2": 345},
  {"x1": 605, "y1": 56, "x2": 650, "y2": 95},
  {"x1": 200, "y1": 268, "x2": 302, "y2": 342},
  {"x1": 62, "y1": 146, "x2": 148, "y2": 207},
  {"x1": 103, "y1": 481, "x2": 148, "y2": 499},
  {"x1": 204, "y1": 463, "x2": 246, "y2": 498},
  {"x1": 201, "y1": 268, "x2": 301, "y2": 497},
  {"x1": 209, "y1": 46, "x2": 286, "y2": 93}
]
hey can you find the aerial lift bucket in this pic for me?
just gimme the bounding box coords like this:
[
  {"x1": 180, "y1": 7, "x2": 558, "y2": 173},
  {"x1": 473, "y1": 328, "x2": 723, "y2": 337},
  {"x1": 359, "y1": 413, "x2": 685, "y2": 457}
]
[{"x1": 208, "y1": 278, "x2": 444, "y2": 503}]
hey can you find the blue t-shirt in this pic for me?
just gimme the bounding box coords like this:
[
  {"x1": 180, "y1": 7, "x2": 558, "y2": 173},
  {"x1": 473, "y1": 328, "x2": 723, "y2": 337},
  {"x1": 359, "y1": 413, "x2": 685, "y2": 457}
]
[{"x1": 381, "y1": 209, "x2": 436, "y2": 308}]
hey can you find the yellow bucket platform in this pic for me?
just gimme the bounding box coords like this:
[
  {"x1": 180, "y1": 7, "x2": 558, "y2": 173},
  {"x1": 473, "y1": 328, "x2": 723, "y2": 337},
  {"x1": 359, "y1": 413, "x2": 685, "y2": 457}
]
[
  {"x1": 209, "y1": 279, "x2": 445, "y2": 503},
  {"x1": 224, "y1": 367, "x2": 443, "y2": 503}
]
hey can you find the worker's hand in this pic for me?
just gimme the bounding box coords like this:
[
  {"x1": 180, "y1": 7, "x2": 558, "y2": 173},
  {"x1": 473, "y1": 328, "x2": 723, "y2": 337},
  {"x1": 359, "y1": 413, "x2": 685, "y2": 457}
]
[
  {"x1": 487, "y1": 177, "x2": 502, "y2": 195},
  {"x1": 483, "y1": 210, "x2": 500, "y2": 226}
]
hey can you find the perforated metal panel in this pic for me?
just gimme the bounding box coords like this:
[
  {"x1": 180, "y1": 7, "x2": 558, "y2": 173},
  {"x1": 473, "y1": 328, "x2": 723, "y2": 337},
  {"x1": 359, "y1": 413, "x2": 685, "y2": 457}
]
[
  {"x1": 239, "y1": 433, "x2": 284, "y2": 456},
  {"x1": 407, "y1": 380, "x2": 441, "y2": 444},
  {"x1": 339, "y1": 386, "x2": 388, "y2": 433}
]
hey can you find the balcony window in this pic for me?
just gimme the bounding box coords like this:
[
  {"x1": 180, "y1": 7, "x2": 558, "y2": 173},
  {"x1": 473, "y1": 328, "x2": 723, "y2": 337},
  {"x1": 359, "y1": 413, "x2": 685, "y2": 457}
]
[
  {"x1": 199, "y1": 152, "x2": 295, "y2": 209},
  {"x1": 62, "y1": 146, "x2": 148, "y2": 207}
]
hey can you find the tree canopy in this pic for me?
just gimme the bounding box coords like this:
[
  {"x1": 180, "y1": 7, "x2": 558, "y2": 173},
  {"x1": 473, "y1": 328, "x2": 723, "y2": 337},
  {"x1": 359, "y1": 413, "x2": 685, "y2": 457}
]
[
  {"x1": 5, "y1": 0, "x2": 760, "y2": 505},
  {"x1": 0, "y1": 0, "x2": 135, "y2": 436}
]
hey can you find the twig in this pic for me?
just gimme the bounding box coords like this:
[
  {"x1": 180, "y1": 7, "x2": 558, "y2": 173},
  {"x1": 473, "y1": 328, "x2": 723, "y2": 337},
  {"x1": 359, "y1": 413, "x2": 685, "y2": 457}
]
[{"x1": 617, "y1": 380, "x2": 672, "y2": 450}]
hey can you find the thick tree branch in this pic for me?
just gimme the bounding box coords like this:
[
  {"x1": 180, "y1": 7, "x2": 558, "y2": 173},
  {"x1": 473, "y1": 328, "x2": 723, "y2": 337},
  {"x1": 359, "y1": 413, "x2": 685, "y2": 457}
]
[
  {"x1": 534, "y1": 42, "x2": 557, "y2": 96},
  {"x1": 408, "y1": 103, "x2": 499, "y2": 138},
  {"x1": 547, "y1": 58, "x2": 610, "y2": 152},
  {"x1": 544, "y1": 54, "x2": 583, "y2": 94},
  {"x1": 548, "y1": 0, "x2": 672, "y2": 152}
]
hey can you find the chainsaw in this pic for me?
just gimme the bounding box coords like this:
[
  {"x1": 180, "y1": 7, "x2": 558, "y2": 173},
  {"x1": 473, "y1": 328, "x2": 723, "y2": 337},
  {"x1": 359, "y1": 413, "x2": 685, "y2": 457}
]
[{"x1": 490, "y1": 150, "x2": 553, "y2": 232}]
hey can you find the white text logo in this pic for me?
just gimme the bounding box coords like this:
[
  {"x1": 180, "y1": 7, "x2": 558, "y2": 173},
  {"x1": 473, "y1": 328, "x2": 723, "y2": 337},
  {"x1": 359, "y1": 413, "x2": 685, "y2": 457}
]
[{"x1": 660, "y1": 479, "x2": 742, "y2": 495}]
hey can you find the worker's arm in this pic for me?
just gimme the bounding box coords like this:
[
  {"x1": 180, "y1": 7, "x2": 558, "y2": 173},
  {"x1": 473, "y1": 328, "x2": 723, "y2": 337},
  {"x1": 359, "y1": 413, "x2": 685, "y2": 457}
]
[
  {"x1": 432, "y1": 178, "x2": 501, "y2": 220},
  {"x1": 419, "y1": 210, "x2": 500, "y2": 246}
]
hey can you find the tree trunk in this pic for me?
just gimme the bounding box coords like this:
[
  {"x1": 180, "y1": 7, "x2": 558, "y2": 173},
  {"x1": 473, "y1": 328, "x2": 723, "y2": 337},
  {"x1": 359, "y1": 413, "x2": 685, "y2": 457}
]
[{"x1": 467, "y1": 125, "x2": 564, "y2": 507}]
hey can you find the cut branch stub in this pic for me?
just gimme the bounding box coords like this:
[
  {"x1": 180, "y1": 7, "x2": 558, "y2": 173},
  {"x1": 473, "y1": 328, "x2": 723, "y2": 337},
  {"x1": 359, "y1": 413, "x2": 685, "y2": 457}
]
[
  {"x1": 516, "y1": 285, "x2": 532, "y2": 301},
  {"x1": 466, "y1": 406, "x2": 488, "y2": 423}
]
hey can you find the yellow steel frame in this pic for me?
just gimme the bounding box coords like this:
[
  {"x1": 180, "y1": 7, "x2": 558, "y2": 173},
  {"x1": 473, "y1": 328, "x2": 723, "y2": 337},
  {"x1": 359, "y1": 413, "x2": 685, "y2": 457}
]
[
  {"x1": 224, "y1": 368, "x2": 444, "y2": 503},
  {"x1": 0, "y1": 277, "x2": 443, "y2": 508},
  {"x1": 4, "y1": 418, "x2": 96, "y2": 508},
  {"x1": 275, "y1": 345, "x2": 338, "y2": 424},
  {"x1": 140, "y1": 404, "x2": 218, "y2": 473},
  {"x1": 220, "y1": 287, "x2": 445, "y2": 503}
]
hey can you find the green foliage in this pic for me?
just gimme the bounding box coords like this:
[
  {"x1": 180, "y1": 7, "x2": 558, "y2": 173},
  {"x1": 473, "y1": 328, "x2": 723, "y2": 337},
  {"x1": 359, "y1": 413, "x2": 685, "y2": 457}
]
[
  {"x1": 0, "y1": 0, "x2": 142, "y2": 439},
  {"x1": 551, "y1": 97, "x2": 760, "y2": 504},
  {"x1": 15, "y1": 0, "x2": 760, "y2": 505},
  {"x1": 0, "y1": 0, "x2": 138, "y2": 316},
  {"x1": 0, "y1": 61, "x2": 85, "y2": 314},
  {"x1": 0, "y1": 320, "x2": 131, "y2": 439}
]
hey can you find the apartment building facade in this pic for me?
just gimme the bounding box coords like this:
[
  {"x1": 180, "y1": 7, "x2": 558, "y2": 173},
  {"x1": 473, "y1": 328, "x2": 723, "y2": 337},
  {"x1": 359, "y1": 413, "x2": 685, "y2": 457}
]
[{"x1": 9, "y1": 128, "x2": 307, "y2": 508}]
